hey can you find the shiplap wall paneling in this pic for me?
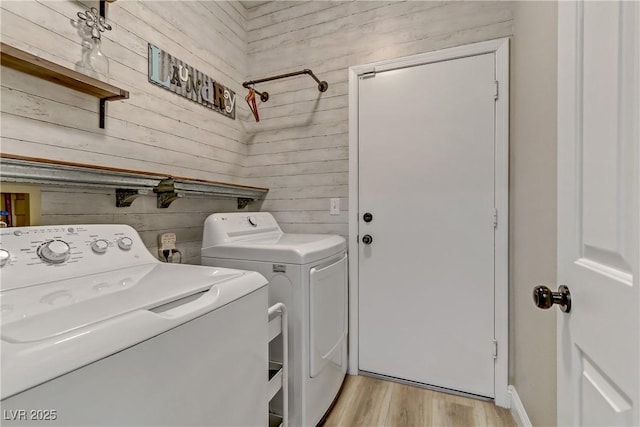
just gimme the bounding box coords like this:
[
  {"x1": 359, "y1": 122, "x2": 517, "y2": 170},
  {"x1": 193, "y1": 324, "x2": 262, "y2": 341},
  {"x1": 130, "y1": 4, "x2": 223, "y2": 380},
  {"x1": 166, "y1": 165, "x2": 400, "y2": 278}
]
[
  {"x1": 244, "y1": 1, "x2": 514, "y2": 237},
  {"x1": 1, "y1": 0, "x2": 515, "y2": 253},
  {"x1": 1, "y1": 1, "x2": 255, "y2": 261},
  {"x1": 1, "y1": 0, "x2": 251, "y2": 184},
  {"x1": 39, "y1": 186, "x2": 243, "y2": 265}
]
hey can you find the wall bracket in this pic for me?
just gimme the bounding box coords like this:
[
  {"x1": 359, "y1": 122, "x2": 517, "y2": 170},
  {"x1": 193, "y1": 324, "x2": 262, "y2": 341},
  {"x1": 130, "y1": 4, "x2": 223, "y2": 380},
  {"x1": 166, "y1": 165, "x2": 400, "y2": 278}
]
[
  {"x1": 154, "y1": 179, "x2": 182, "y2": 208},
  {"x1": 237, "y1": 198, "x2": 253, "y2": 209},
  {"x1": 115, "y1": 188, "x2": 145, "y2": 207}
]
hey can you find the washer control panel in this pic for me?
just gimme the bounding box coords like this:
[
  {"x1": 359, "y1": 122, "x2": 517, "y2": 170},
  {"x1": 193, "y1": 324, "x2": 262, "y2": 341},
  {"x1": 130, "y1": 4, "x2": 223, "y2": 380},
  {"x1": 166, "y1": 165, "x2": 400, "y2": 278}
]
[
  {"x1": 37, "y1": 239, "x2": 72, "y2": 264},
  {"x1": 0, "y1": 224, "x2": 157, "y2": 291}
]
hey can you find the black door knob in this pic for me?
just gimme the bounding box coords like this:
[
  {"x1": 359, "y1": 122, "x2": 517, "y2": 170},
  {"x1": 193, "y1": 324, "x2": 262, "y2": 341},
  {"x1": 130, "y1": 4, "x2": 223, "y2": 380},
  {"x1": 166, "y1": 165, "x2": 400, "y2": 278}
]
[
  {"x1": 533, "y1": 285, "x2": 571, "y2": 313},
  {"x1": 362, "y1": 234, "x2": 373, "y2": 245},
  {"x1": 363, "y1": 212, "x2": 373, "y2": 222}
]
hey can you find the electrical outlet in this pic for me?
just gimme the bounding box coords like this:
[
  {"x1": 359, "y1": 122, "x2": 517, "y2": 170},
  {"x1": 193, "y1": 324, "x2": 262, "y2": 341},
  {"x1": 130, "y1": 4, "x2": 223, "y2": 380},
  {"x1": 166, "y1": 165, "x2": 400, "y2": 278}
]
[
  {"x1": 330, "y1": 198, "x2": 340, "y2": 215},
  {"x1": 158, "y1": 232, "x2": 176, "y2": 261},
  {"x1": 159, "y1": 232, "x2": 177, "y2": 250}
]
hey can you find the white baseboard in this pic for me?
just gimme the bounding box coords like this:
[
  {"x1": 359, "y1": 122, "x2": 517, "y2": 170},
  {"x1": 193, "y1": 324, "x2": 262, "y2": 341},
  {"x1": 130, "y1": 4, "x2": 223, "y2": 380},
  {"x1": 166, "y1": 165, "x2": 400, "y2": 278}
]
[{"x1": 508, "y1": 385, "x2": 532, "y2": 427}]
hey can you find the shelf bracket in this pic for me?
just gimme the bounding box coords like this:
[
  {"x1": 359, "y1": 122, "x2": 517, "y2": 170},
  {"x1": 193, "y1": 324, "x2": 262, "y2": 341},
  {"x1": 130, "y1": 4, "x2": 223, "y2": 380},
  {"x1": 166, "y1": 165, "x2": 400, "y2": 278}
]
[
  {"x1": 100, "y1": 0, "x2": 115, "y2": 19},
  {"x1": 99, "y1": 98, "x2": 107, "y2": 129},
  {"x1": 115, "y1": 188, "x2": 145, "y2": 207},
  {"x1": 237, "y1": 197, "x2": 254, "y2": 209},
  {"x1": 100, "y1": 95, "x2": 124, "y2": 129},
  {"x1": 156, "y1": 191, "x2": 183, "y2": 208},
  {"x1": 154, "y1": 179, "x2": 184, "y2": 208}
]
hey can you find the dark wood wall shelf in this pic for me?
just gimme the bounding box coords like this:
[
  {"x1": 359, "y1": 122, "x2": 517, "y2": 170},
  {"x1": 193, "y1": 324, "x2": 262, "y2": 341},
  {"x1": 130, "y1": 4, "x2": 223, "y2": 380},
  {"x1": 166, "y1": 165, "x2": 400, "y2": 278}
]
[
  {"x1": 0, "y1": 155, "x2": 268, "y2": 209},
  {"x1": 0, "y1": 42, "x2": 129, "y2": 128}
]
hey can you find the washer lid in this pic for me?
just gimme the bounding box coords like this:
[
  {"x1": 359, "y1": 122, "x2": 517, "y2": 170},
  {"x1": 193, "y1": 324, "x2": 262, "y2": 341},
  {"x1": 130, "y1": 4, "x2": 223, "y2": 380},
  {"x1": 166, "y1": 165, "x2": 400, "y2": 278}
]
[
  {"x1": 1, "y1": 265, "x2": 267, "y2": 400},
  {"x1": 0, "y1": 264, "x2": 253, "y2": 343},
  {"x1": 202, "y1": 233, "x2": 346, "y2": 264}
]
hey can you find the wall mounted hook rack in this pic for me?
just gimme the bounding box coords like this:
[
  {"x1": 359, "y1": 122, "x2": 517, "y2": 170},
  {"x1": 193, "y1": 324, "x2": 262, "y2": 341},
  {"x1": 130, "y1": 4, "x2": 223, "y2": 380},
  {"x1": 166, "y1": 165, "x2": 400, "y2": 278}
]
[{"x1": 242, "y1": 69, "x2": 328, "y2": 103}]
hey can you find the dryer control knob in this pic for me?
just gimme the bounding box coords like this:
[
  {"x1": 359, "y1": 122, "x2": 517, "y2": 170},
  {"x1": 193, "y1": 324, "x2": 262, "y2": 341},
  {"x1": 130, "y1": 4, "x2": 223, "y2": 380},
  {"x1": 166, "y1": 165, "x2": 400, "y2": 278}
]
[
  {"x1": 38, "y1": 240, "x2": 71, "y2": 264},
  {"x1": 0, "y1": 249, "x2": 11, "y2": 267},
  {"x1": 91, "y1": 239, "x2": 109, "y2": 254},
  {"x1": 117, "y1": 237, "x2": 133, "y2": 251}
]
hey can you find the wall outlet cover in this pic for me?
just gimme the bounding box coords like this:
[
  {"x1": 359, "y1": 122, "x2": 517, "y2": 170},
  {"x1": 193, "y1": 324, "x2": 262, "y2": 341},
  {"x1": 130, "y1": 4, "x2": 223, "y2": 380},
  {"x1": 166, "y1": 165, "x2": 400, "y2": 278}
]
[
  {"x1": 330, "y1": 198, "x2": 340, "y2": 215},
  {"x1": 158, "y1": 232, "x2": 176, "y2": 251}
]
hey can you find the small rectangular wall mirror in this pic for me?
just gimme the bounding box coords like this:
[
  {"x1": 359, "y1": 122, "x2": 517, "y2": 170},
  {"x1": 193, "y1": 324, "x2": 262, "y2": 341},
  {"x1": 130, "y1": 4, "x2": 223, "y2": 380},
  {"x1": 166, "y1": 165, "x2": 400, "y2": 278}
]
[{"x1": 0, "y1": 184, "x2": 41, "y2": 227}]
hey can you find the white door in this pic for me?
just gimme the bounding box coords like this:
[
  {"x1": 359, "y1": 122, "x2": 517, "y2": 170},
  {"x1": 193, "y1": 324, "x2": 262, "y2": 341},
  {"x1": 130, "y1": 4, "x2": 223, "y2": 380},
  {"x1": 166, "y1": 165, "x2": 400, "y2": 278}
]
[
  {"x1": 556, "y1": 1, "x2": 639, "y2": 426},
  {"x1": 358, "y1": 52, "x2": 498, "y2": 397}
]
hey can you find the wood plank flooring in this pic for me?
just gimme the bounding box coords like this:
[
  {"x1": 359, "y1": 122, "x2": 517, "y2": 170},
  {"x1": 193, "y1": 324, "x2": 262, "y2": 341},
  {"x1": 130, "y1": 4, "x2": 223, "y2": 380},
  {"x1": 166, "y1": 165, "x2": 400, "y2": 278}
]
[{"x1": 321, "y1": 375, "x2": 516, "y2": 427}]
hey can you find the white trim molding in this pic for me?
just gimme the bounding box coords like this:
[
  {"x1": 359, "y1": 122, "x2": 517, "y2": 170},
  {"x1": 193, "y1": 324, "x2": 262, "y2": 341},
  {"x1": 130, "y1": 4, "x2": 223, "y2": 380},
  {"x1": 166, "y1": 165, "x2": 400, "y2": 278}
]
[
  {"x1": 508, "y1": 385, "x2": 533, "y2": 427},
  {"x1": 348, "y1": 37, "x2": 510, "y2": 407}
]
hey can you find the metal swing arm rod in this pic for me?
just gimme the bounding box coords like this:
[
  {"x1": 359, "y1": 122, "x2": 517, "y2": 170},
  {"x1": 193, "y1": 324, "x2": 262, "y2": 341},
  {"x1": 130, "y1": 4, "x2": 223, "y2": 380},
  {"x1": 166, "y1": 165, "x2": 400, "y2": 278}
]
[{"x1": 242, "y1": 69, "x2": 328, "y2": 103}]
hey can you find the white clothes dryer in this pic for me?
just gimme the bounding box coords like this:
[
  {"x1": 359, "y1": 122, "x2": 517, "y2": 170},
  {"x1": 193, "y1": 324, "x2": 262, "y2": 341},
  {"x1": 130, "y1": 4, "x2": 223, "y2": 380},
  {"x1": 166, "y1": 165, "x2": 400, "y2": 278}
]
[
  {"x1": 0, "y1": 224, "x2": 268, "y2": 426},
  {"x1": 201, "y1": 212, "x2": 348, "y2": 427}
]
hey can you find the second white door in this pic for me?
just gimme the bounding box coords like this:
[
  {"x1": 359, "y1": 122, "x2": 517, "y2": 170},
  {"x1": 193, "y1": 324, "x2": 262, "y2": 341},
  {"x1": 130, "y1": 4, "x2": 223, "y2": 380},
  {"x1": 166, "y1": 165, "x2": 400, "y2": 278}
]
[
  {"x1": 556, "y1": 1, "x2": 639, "y2": 425},
  {"x1": 358, "y1": 52, "x2": 498, "y2": 397}
]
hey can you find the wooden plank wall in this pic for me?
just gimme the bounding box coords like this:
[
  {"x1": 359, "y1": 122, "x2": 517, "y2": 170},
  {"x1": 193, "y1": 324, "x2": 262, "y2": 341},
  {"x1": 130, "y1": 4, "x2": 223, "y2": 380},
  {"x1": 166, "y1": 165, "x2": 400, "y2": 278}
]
[
  {"x1": 1, "y1": 0, "x2": 251, "y2": 181},
  {"x1": 243, "y1": 1, "x2": 514, "y2": 238},
  {"x1": 1, "y1": 1, "x2": 514, "y2": 262},
  {"x1": 1, "y1": 1, "x2": 253, "y2": 264}
]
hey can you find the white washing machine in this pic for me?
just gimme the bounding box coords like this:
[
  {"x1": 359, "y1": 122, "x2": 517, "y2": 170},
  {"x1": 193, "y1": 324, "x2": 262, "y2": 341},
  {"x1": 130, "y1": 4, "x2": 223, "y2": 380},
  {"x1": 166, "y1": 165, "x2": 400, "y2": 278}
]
[
  {"x1": 201, "y1": 212, "x2": 348, "y2": 427},
  {"x1": 0, "y1": 224, "x2": 268, "y2": 426}
]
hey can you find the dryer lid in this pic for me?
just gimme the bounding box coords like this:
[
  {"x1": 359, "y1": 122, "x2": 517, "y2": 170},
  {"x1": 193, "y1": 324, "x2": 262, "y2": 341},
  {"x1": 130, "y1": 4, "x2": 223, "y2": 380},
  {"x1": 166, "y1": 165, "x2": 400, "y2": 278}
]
[
  {"x1": 202, "y1": 233, "x2": 346, "y2": 264},
  {"x1": 202, "y1": 212, "x2": 346, "y2": 264}
]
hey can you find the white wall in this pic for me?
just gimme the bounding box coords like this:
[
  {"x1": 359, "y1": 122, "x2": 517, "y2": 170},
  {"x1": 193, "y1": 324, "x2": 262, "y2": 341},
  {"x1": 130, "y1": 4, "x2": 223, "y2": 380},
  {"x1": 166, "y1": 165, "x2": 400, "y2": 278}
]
[
  {"x1": 510, "y1": 2, "x2": 558, "y2": 426},
  {"x1": 244, "y1": 1, "x2": 514, "y2": 238}
]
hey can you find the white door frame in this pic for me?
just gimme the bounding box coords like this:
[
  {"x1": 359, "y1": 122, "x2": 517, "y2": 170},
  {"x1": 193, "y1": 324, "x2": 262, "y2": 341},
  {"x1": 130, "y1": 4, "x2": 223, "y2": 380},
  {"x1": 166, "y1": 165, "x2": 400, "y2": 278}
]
[{"x1": 348, "y1": 38, "x2": 510, "y2": 407}]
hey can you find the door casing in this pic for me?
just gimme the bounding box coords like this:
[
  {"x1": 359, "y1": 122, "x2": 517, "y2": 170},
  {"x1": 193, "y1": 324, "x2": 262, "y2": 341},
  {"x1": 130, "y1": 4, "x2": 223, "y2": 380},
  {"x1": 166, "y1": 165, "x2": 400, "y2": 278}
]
[{"x1": 347, "y1": 38, "x2": 510, "y2": 407}]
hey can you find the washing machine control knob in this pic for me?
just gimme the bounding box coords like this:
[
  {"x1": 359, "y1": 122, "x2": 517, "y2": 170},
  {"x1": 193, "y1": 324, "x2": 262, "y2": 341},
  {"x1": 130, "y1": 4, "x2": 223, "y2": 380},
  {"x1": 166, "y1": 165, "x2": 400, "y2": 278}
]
[
  {"x1": 91, "y1": 239, "x2": 109, "y2": 254},
  {"x1": 117, "y1": 237, "x2": 133, "y2": 251},
  {"x1": 0, "y1": 249, "x2": 11, "y2": 267},
  {"x1": 38, "y1": 240, "x2": 71, "y2": 264}
]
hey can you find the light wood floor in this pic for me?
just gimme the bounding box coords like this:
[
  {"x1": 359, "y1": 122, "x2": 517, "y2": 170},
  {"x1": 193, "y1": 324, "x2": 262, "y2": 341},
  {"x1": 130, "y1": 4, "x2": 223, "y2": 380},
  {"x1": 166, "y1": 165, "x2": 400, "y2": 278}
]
[{"x1": 321, "y1": 375, "x2": 516, "y2": 427}]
